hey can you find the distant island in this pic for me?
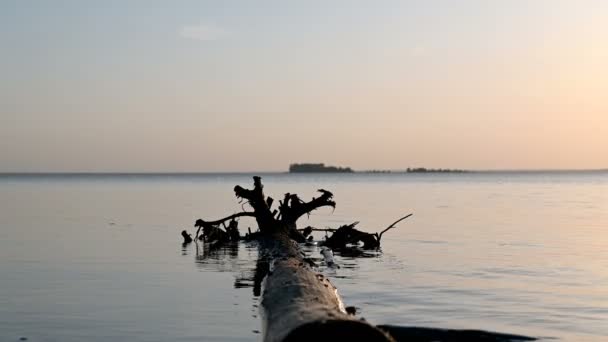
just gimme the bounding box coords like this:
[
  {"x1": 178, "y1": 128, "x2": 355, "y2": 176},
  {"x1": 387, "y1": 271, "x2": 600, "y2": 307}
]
[
  {"x1": 289, "y1": 163, "x2": 466, "y2": 173},
  {"x1": 289, "y1": 163, "x2": 353, "y2": 173}
]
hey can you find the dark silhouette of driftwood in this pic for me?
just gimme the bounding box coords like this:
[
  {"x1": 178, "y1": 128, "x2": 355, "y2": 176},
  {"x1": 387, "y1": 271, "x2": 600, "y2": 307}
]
[
  {"x1": 181, "y1": 230, "x2": 193, "y2": 244},
  {"x1": 189, "y1": 176, "x2": 538, "y2": 342},
  {"x1": 194, "y1": 176, "x2": 392, "y2": 342},
  {"x1": 320, "y1": 214, "x2": 412, "y2": 250},
  {"x1": 376, "y1": 213, "x2": 413, "y2": 243}
]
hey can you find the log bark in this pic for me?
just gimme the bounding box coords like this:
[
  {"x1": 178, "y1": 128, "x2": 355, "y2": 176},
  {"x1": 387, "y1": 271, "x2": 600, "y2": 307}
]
[{"x1": 260, "y1": 234, "x2": 393, "y2": 342}]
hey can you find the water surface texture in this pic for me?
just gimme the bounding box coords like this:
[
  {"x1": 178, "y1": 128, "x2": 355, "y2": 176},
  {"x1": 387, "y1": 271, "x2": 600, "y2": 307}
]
[{"x1": 1, "y1": 172, "x2": 607, "y2": 341}]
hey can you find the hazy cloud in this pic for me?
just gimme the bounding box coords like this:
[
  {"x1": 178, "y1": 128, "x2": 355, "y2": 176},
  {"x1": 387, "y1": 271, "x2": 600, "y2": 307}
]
[
  {"x1": 410, "y1": 46, "x2": 428, "y2": 57},
  {"x1": 179, "y1": 24, "x2": 227, "y2": 41}
]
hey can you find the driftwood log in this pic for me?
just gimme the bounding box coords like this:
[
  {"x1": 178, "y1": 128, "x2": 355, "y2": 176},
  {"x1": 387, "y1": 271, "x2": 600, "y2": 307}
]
[
  {"x1": 191, "y1": 176, "x2": 538, "y2": 342},
  {"x1": 195, "y1": 176, "x2": 393, "y2": 342},
  {"x1": 262, "y1": 234, "x2": 392, "y2": 342}
]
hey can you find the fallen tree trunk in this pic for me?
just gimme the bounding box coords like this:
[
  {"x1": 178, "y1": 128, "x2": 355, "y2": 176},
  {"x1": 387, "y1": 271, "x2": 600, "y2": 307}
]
[
  {"x1": 261, "y1": 234, "x2": 392, "y2": 342},
  {"x1": 195, "y1": 176, "x2": 393, "y2": 342},
  {"x1": 191, "y1": 176, "x2": 539, "y2": 342}
]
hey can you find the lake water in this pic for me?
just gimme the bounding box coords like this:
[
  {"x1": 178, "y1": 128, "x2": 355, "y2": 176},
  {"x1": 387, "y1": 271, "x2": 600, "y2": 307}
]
[{"x1": 1, "y1": 172, "x2": 607, "y2": 341}]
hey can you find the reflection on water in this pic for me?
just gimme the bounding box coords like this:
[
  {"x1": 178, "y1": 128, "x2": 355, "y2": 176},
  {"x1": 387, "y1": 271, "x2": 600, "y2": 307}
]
[
  {"x1": 184, "y1": 239, "x2": 543, "y2": 341},
  {"x1": 234, "y1": 256, "x2": 269, "y2": 297},
  {"x1": 194, "y1": 241, "x2": 239, "y2": 265},
  {"x1": 188, "y1": 240, "x2": 257, "y2": 274},
  {"x1": 189, "y1": 239, "x2": 382, "y2": 297}
]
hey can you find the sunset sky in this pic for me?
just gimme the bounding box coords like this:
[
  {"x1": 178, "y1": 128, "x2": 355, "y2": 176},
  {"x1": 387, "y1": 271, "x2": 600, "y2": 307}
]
[{"x1": 1, "y1": 0, "x2": 607, "y2": 172}]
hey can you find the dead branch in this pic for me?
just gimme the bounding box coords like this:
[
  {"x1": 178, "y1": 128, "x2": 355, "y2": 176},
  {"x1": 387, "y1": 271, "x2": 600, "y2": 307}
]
[
  {"x1": 194, "y1": 212, "x2": 255, "y2": 240},
  {"x1": 376, "y1": 213, "x2": 413, "y2": 242},
  {"x1": 279, "y1": 189, "x2": 336, "y2": 224},
  {"x1": 195, "y1": 212, "x2": 255, "y2": 227},
  {"x1": 233, "y1": 176, "x2": 276, "y2": 232},
  {"x1": 298, "y1": 228, "x2": 337, "y2": 232}
]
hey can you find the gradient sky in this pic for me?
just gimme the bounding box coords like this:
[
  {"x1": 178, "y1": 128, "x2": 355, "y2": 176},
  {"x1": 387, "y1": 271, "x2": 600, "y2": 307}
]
[{"x1": 1, "y1": 0, "x2": 607, "y2": 172}]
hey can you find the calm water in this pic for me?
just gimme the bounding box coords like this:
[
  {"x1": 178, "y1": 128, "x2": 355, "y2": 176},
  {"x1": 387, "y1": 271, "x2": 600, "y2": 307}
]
[{"x1": 1, "y1": 172, "x2": 607, "y2": 341}]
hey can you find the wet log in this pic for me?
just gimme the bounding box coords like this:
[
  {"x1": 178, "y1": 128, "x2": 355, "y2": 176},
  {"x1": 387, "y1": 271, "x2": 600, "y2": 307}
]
[{"x1": 260, "y1": 234, "x2": 393, "y2": 342}]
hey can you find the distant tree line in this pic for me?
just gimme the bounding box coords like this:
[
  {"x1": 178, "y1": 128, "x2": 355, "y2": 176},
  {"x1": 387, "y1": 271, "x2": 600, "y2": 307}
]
[
  {"x1": 289, "y1": 163, "x2": 353, "y2": 173},
  {"x1": 406, "y1": 167, "x2": 466, "y2": 173}
]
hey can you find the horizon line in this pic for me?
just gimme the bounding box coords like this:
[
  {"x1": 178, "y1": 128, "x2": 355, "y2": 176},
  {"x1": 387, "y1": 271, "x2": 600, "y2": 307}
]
[{"x1": 1, "y1": 168, "x2": 607, "y2": 175}]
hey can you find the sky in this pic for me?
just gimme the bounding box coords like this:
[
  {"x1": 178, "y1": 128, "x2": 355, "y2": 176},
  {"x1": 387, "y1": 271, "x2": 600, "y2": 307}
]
[{"x1": 1, "y1": 0, "x2": 607, "y2": 172}]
